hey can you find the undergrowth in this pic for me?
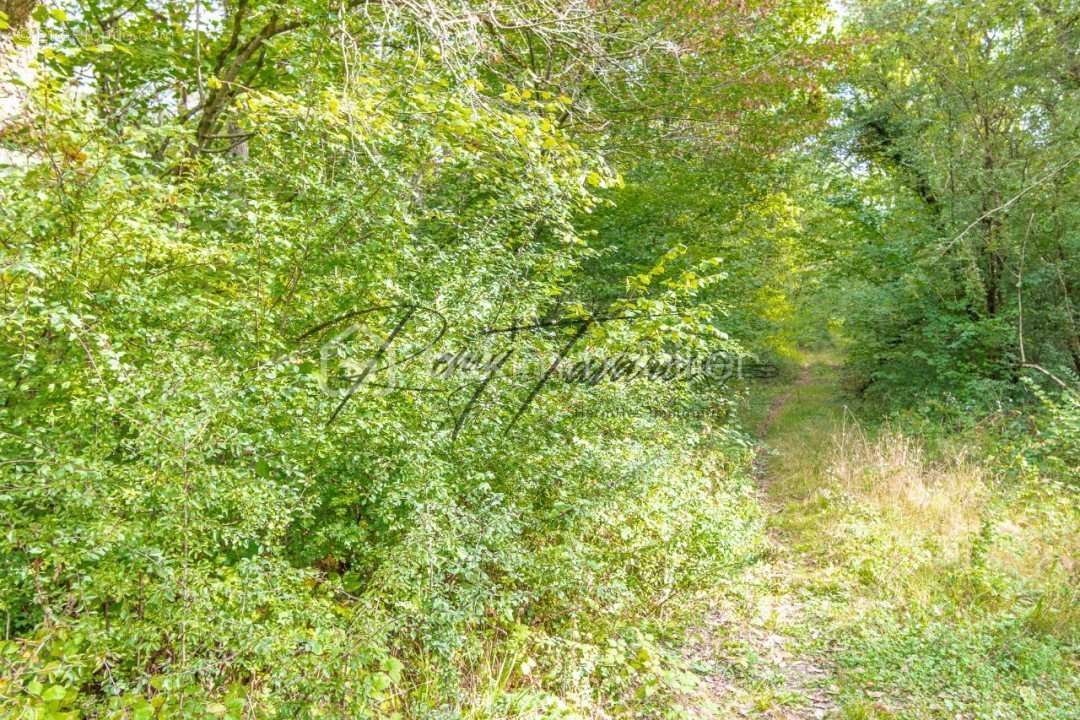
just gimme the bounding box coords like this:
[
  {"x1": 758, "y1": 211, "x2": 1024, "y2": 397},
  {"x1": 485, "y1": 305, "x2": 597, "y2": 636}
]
[{"x1": 740, "y1": 357, "x2": 1079, "y2": 720}]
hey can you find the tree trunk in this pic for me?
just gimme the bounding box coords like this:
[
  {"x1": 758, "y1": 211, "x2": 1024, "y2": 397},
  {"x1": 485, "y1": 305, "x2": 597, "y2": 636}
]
[
  {"x1": 2, "y1": 1, "x2": 36, "y2": 28},
  {"x1": 0, "y1": 0, "x2": 38, "y2": 138}
]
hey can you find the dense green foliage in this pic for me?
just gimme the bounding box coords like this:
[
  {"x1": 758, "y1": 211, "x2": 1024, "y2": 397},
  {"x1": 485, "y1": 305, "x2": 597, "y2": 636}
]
[
  {"x1": 819, "y1": 0, "x2": 1080, "y2": 401},
  {"x1": 0, "y1": 1, "x2": 835, "y2": 717},
  {"x1": 1, "y1": 0, "x2": 1077, "y2": 718}
]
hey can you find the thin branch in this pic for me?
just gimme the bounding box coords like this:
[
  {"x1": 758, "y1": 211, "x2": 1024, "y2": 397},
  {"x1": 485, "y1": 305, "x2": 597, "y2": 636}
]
[{"x1": 934, "y1": 151, "x2": 1080, "y2": 259}]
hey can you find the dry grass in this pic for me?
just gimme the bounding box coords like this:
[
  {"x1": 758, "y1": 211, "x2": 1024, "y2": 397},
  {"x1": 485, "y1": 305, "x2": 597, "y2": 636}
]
[
  {"x1": 822, "y1": 415, "x2": 1079, "y2": 642},
  {"x1": 744, "y1": 360, "x2": 1079, "y2": 718},
  {"x1": 827, "y1": 417, "x2": 988, "y2": 561}
]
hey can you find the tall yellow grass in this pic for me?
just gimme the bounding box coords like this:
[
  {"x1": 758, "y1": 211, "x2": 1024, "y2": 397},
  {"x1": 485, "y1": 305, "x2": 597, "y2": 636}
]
[
  {"x1": 823, "y1": 415, "x2": 1078, "y2": 641},
  {"x1": 828, "y1": 417, "x2": 987, "y2": 559}
]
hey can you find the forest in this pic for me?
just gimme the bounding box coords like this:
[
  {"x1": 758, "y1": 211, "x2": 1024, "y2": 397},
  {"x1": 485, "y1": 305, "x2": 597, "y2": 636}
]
[{"x1": 0, "y1": 0, "x2": 1077, "y2": 718}]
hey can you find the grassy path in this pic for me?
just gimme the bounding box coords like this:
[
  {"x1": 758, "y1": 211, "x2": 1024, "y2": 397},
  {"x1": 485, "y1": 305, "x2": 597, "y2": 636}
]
[
  {"x1": 686, "y1": 359, "x2": 846, "y2": 719},
  {"x1": 686, "y1": 357, "x2": 1079, "y2": 720}
]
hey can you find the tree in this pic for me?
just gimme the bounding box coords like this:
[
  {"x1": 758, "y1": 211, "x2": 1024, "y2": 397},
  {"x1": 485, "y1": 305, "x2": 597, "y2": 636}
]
[{"x1": 834, "y1": 0, "x2": 1080, "y2": 396}]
